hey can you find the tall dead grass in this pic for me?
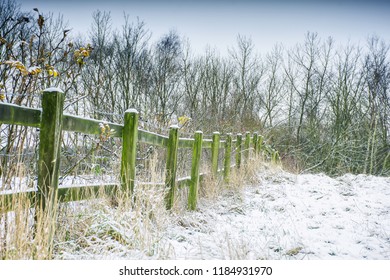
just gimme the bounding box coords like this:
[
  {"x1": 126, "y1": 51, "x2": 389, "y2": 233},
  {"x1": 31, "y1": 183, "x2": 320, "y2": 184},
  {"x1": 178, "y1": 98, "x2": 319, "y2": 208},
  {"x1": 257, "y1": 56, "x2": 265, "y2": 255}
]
[
  {"x1": 1, "y1": 148, "x2": 277, "y2": 259},
  {"x1": 0, "y1": 191, "x2": 60, "y2": 259}
]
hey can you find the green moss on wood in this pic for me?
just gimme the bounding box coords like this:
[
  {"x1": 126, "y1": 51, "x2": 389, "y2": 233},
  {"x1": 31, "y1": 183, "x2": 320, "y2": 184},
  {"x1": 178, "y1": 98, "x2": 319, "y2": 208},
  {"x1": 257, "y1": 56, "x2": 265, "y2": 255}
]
[
  {"x1": 37, "y1": 89, "x2": 64, "y2": 211},
  {"x1": 188, "y1": 131, "x2": 203, "y2": 210},
  {"x1": 244, "y1": 132, "x2": 251, "y2": 161},
  {"x1": 224, "y1": 133, "x2": 232, "y2": 182},
  {"x1": 165, "y1": 126, "x2": 179, "y2": 210},
  {"x1": 236, "y1": 133, "x2": 242, "y2": 169},
  {"x1": 121, "y1": 109, "x2": 138, "y2": 195},
  {"x1": 0, "y1": 103, "x2": 41, "y2": 127},
  {"x1": 62, "y1": 114, "x2": 123, "y2": 137},
  {"x1": 138, "y1": 129, "x2": 168, "y2": 147},
  {"x1": 211, "y1": 132, "x2": 220, "y2": 177}
]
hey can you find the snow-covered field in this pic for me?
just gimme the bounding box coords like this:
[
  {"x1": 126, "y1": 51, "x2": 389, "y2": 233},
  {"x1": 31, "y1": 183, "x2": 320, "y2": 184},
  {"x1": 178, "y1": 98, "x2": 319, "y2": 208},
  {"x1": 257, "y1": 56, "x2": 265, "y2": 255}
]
[
  {"x1": 55, "y1": 168, "x2": 390, "y2": 260},
  {"x1": 162, "y1": 170, "x2": 390, "y2": 260}
]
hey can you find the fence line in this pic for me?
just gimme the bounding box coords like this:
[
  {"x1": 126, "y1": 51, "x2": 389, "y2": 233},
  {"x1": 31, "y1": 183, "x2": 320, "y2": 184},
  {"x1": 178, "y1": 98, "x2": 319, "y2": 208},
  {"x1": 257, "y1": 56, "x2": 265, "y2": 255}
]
[{"x1": 0, "y1": 88, "x2": 280, "y2": 213}]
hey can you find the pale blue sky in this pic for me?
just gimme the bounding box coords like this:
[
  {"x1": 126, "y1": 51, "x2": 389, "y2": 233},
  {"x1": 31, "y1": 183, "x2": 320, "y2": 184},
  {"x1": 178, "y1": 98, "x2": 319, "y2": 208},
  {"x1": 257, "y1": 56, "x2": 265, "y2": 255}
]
[{"x1": 19, "y1": 0, "x2": 390, "y2": 55}]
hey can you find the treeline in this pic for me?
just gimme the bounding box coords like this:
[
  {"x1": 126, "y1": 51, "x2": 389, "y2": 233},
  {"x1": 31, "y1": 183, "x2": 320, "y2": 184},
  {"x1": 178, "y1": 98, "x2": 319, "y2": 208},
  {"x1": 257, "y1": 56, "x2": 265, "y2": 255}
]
[{"x1": 1, "y1": 0, "x2": 389, "y2": 176}]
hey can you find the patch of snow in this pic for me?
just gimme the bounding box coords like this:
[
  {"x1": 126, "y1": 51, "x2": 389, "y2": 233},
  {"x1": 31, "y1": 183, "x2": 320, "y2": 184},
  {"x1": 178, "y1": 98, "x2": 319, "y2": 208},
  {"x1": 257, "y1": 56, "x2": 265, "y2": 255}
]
[
  {"x1": 43, "y1": 87, "x2": 63, "y2": 93},
  {"x1": 49, "y1": 169, "x2": 389, "y2": 260},
  {"x1": 161, "y1": 171, "x2": 390, "y2": 259}
]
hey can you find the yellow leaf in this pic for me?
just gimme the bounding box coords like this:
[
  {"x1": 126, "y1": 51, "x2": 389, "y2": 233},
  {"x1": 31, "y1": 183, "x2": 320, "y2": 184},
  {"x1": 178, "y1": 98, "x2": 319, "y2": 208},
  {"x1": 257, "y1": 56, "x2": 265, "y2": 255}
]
[
  {"x1": 28, "y1": 66, "x2": 41, "y2": 75},
  {"x1": 77, "y1": 58, "x2": 84, "y2": 66},
  {"x1": 81, "y1": 50, "x2": 89, "y2": 57},
  {"x1": 178, "y1": 115, "x2": 191, "y2": 126}
]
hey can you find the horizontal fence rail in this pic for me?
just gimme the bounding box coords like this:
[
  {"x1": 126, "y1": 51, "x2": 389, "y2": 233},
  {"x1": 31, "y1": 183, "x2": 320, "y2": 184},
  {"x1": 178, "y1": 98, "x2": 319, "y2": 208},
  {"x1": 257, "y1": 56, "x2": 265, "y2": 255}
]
[{"x1": 0, "y1": 88, "x2": 280, "y2": 214}]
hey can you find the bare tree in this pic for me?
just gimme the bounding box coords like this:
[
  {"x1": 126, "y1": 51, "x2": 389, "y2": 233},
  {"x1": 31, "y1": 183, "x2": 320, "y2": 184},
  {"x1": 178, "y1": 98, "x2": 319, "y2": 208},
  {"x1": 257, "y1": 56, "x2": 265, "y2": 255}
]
[
  {"x1": 363, "y1": 36, "x2": 390, "y2": 174},
  {"x1": 151, "y1": 30, "x2": 183, "y2": 125},
  {"x1": 260, "y1": 44, "x2": 285, "y2": 128},
  {"x1": 114, "y1": 16, "x2": 151, "y2": 117},
  {"x1": 229, "y1": 35, "x2": 263, "y2": 128}
]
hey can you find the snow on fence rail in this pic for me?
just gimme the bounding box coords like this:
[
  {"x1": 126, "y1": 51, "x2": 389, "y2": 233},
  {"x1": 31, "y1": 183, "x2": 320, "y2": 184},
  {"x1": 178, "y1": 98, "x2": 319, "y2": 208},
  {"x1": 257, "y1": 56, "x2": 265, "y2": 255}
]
[{"x1": 0, "y1": 88, "x2": 279, "y2": 213}]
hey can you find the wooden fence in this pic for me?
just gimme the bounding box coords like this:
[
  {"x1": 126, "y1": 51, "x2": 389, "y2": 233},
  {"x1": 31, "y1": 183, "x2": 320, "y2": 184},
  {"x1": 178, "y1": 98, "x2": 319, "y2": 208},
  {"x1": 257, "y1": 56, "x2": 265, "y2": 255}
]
[{"x1": 0, "y1": 88, "x2": 279, "y2": 213}]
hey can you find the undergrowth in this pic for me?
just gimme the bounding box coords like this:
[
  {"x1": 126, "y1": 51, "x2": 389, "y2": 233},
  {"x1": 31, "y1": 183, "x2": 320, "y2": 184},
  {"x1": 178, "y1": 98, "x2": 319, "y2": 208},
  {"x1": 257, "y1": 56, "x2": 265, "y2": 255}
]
[{"x1": 0, "y1": 151, "x2": 276, "y2": 259}]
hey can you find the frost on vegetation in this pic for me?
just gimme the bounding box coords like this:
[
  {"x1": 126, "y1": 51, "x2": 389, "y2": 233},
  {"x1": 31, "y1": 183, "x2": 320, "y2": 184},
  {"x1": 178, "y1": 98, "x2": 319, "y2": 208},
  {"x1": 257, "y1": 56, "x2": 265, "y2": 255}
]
[
  {"x1": 49, "y1": 167, "x2": 390, "y2": 260},
  {"x1": 157, "y1": 170, "x2": 390, "y2": 260},
  {"x1": 53, "y1": 187, "x2": 170, "y2": 260}
]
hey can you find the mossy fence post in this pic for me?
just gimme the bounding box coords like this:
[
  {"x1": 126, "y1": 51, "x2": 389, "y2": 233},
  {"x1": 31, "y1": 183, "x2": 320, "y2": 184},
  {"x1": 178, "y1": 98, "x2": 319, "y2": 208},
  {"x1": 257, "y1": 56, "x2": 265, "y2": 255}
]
[
  {"x1": 37, "y1": 88, "x2": 64, "y2": 211},
  {"x1": 211, "y1": 132, "x2": 220, "y2": 177},
  {"x1": 224, "y1": 133, "x2": 232, "y2": 182},
  {"x1": 236, "y1": 133, "x2": 242, "y2": 169},
  {"x1": 36, "y1": 87, "x2": 64, "y2": 255},
  {"x1": 244, "y1": 132, "x2": 251, "y2": 161},
  {"x1": 253, "y1": 132, "x2": 259, "y2": 154},
  {"x1": 257, "y1": 135, "x2": 264, "y2": 155},
  {"x1": 121, "y1": 109, "x2": 138, "y2": 197},
  {"x1": 188, "y1": 131, "x2": 203, "y2": 210},
  {"x1": 165, "y1": 125, "x2": 179, "y2": 210}
]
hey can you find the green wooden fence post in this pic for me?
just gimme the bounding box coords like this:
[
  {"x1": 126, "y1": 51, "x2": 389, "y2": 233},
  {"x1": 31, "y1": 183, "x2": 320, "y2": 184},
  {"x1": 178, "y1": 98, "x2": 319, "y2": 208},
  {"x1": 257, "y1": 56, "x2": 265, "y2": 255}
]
[
  {"x1": 121, "y1": 109, "x2": 138, "y2": 196},
  {"x1": 188, "y1": 131, "x2": 203, "y2": 210},
  {"x1": 37, "y1": 88, "x2": 64, "y2": 211},
  {"x1": 235, "y1": 133, "x2": 242, "y2": 169},
  {"x1": 165, "y1": 125, "x2": 179, "y2": 210},
  {"x1": 36, "y1": 87, "x2": 64, "y2": 255},
  {"x1": 253, "y1": 132, "x2": 259, "y2": 154},
  {"x1": 244, "y1": 132, "x2": 251, "y2": 161},
  {"x1": 258, "y1": 135, "x2": 264, "y2": 154},
  {"x1": 224, "y1": 133, "x2": 232, "y2": 182},
  {"x1": 211, "y1": 132, "x2": 220, "y2": 177},
  {"x1": 272, "y1": 150, "x2": 280, "y2": 163}
]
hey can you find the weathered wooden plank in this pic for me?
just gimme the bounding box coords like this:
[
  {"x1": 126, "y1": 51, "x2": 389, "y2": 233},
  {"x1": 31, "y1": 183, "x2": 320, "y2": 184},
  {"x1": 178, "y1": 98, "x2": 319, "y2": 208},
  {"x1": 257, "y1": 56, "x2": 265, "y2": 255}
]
[
  {"x1": 178, "y1": 137, "x2": 194, "y2": 149},
  {"x1": 1, "y1": 184, "x2": 119, "y2": 212},
  {"x1": 63, "y1": 114, "x2": 169, "y2": 147},
  {"x1": 0, "y1": 190, "x2": 36, "y2": 213},
  {"x1": 177, "y1": 172, "x2": 207, "y2": 189},
  {"x1": 188, "y1": 131, "x2": 203, "y2": 210},
  {"x1": 57, "y1": 183, "x2": 118, "y2": 202},
  {"x1": 201, "y1": 139, "x2": 213, "y2": 149},
  {"x1": 0, "y1": 103, "x2": 41, "y2": 127},
  {"x1": 165, "y1": 125, "x2": 179, "y2": 210},
  {"x1": 138, "y1": 129, "x2": 168, "y2": 147},
  {"x1": 121, "y1": 109, "x2": 138, "y2": 195},
  {"x1": 62, "y1": 114, "x2": 123, "y2": 137}
]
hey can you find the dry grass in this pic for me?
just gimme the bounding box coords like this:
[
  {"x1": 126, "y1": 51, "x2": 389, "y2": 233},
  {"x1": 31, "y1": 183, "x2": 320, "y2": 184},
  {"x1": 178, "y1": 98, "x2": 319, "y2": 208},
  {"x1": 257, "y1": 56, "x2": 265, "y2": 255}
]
[
  {"x1": 0, "y1": 191, "x2": 60, "y2": 259},
  {"x1": 1, "y1": 148, "x2": 279, "y2": 259},
  {"x1": 53, "y1": 188, "x2": 169, "y2": 259},
  {"x1": 53, "y1": 153, "x2": 170, "y2": 259},
  {"x1": 0, "y1": 151, "x2": 170, "y2": 259}
]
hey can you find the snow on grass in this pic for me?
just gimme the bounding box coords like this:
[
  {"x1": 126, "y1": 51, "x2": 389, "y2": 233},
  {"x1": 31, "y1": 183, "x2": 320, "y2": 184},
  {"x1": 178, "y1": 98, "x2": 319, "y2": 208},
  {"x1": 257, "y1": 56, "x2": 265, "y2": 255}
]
[
  {"x1": 52, "y1": 168, "x2": 390, "y2": 260},
  {"x1": 162, "y1": 170, "x2": 390, "y2": 260}
]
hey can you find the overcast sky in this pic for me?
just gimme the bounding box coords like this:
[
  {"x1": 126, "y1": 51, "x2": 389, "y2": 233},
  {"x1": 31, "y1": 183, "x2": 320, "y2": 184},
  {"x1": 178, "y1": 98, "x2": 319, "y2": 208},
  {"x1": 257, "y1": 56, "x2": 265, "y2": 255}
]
[{"x1": 19, "y1": 0, "x2": 390, "y2": 55}]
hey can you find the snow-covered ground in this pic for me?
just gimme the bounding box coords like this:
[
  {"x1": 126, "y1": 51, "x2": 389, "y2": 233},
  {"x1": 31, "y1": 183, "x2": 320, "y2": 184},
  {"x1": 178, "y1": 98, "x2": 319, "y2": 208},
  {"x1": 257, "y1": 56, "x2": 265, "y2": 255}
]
[
  {"x1": 54, "y1": 168, "x2": 390, "y2": 260},
  {"x1": 161, "y1": 170, "x2": 390, "y2": 260}
]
